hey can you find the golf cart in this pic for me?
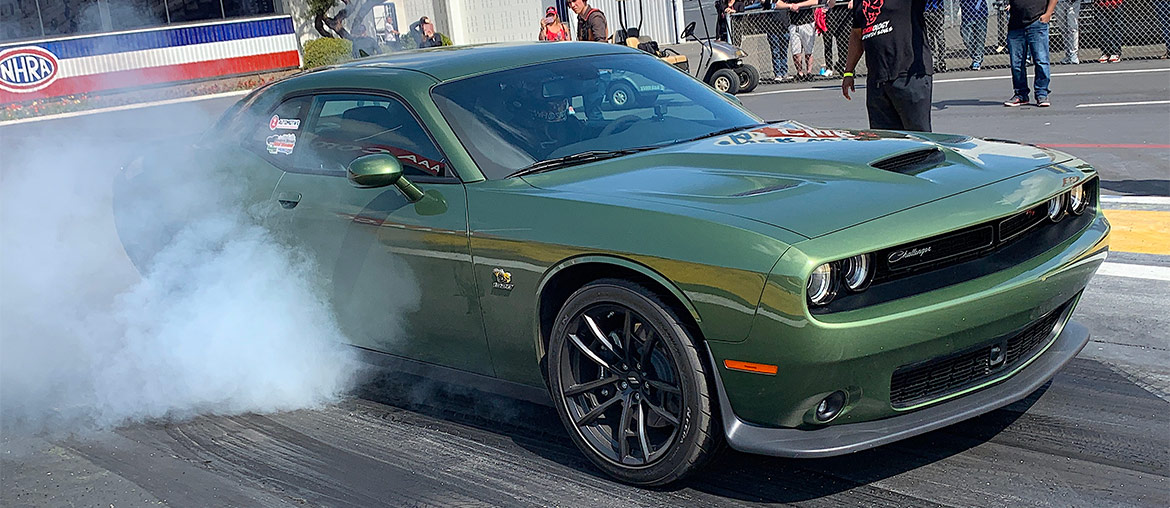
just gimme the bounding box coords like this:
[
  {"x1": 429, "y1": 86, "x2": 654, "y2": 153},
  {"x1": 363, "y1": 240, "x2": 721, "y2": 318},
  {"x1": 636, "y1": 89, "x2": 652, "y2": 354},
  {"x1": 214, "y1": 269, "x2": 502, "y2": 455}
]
[{"x1": 613, "y1": 0, "x2": 759, "y2": 94}]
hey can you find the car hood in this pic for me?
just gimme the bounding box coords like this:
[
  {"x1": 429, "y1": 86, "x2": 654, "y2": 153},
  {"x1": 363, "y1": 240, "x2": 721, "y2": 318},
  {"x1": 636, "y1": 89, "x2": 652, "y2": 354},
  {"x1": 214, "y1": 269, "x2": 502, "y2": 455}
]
[{"x1": 522, "y1": 122, "x2": 1073, "y2": 238}]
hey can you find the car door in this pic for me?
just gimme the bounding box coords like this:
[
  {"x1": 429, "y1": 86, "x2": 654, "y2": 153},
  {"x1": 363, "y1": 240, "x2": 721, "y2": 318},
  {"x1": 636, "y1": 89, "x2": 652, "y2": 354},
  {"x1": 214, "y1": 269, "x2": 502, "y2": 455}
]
[{"x1": 258, "y1": 92, "x2": 492, "y2": 376}]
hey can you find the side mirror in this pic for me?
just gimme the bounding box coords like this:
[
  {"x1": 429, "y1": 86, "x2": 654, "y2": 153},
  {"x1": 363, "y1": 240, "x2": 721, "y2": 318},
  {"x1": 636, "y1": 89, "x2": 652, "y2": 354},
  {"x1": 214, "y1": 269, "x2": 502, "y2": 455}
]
[{"x1": 347, "y1": 154, "x2": 424, "y2": 202}]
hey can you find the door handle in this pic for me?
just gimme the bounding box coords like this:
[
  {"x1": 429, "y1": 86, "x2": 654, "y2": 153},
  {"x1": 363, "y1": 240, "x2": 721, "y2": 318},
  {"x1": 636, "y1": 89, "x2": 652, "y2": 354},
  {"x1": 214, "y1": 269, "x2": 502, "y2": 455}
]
[{"x1": 277, "y1": 191, "x2": 301, "y2": 209}]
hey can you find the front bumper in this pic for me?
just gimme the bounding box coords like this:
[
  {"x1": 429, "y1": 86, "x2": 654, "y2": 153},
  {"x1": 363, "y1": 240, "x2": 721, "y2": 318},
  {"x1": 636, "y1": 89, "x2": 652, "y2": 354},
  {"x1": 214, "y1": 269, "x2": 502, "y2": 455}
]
[{"x1": 711, "y1": 318, "x2": 1090, "y2": 458}]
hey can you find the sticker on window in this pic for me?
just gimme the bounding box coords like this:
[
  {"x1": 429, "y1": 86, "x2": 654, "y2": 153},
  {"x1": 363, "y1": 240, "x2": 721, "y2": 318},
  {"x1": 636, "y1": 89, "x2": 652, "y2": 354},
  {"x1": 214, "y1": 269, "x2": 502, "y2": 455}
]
[
  {"x1": 266, "y1": 133, "x2": 297, "y2": 155},
  {"x1": 269, "y1": 114, "x2": 301, "y2": 130}
]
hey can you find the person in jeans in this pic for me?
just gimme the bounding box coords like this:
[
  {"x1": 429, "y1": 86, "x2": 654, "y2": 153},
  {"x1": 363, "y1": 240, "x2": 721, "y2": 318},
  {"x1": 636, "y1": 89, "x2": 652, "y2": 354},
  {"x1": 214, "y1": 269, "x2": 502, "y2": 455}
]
[
  {"x1": 1052, "y1": 0, "x2": 1081, "y2": 63},
  {"x1": 762, "y1": 1, "x2": 792, "y2": 81},
  {"x1": 960, "y1": 0, "x2": 989, "y2": 69},
  {"x1": 841, "y1": 0, "x2": 934, "y2": 131},
  {"x1": 924, "y1": 0, "x2": 947, "y2": 71},
  {"x1": 1158, "y1": 0, "x2": 1170, "y2": 59},
  {"x1": 1094, "y1": 0, "x2": 1124, "y2": 62},
  {"x1": 1003, "y1": 0, "x2": 1057, "y2": 107}
]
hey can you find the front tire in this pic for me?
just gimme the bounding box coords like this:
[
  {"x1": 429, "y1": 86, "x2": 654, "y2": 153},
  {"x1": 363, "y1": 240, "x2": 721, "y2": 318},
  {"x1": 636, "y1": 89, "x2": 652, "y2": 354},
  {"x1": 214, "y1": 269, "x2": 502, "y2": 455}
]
[
  {"x1": 708, "y1": 68, "x2": 741, "y2": 94},
  {"x1": 548, "y1": 279, "x2": 718, "y2": 486}
]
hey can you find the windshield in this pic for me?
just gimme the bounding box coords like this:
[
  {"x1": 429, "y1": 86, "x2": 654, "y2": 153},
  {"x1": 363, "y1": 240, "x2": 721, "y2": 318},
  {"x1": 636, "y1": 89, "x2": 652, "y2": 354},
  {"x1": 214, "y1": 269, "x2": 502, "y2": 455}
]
[{"x1": 431, "y1": 53, "x2": 762, "y2": 180}]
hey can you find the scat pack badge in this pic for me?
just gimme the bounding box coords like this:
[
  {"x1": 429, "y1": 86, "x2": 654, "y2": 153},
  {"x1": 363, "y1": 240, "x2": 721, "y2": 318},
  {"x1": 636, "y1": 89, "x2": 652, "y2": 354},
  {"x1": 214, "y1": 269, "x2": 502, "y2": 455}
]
[
  {"x1": 492, "y1": 268, "x2": 514, "y2": 291},
  {"x1": 266, "y1": 133, "x2": 296, "y2": 155}
]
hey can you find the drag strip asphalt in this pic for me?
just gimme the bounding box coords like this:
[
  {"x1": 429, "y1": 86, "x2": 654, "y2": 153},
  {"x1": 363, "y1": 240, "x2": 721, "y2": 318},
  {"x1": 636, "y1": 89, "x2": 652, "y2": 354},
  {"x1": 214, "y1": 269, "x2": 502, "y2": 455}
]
[{"x1": 2, "y1": 61, "x2": 1168, "y2": 507}]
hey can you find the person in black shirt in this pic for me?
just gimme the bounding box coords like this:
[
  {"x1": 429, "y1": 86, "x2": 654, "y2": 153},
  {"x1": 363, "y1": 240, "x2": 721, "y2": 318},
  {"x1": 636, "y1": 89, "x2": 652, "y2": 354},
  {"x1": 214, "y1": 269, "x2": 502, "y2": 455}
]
[
  {"x1": 716, "y1": 0, "x2": 740, "y2": 41},
  {"x1": 1003, "y1": 0, "x2": 1057, "y2": 107},
  {"x1": 841, "y1": 0, "x2": 934, "y2": 131}
]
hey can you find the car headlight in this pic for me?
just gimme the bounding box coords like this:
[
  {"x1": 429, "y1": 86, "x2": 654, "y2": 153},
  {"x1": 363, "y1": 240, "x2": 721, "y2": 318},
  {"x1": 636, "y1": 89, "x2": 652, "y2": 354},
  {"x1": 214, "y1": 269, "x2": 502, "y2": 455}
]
[
  {"x1": 842, "y1": 254, "x2": 872, "y2": 292},
  {"x1": 1046, "y1": 194, "x2": 1066, "y2": 222},
  {"x1": 736, "y1": 49, "x2": 747, "y2": 58},
  {"x1": 1067, "y1": 184, "x2": 1089, "y2": 215},
  {"x1": 807, "y1": 263, "x2": 838, "y2": 306}
]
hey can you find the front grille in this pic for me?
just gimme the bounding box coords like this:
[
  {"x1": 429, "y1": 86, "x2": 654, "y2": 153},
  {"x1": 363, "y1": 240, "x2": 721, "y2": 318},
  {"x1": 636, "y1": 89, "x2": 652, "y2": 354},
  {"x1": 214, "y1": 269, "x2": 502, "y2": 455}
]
[
  {"x1": 889, "y1": 301, "x2": 1068, "y2": 408},
  {"x1": 998, "y1": 204, "x2": 1047, "y2": 242},
  {"x1": 814, "y1": 177, "x2": 1099, "y2": 314}
]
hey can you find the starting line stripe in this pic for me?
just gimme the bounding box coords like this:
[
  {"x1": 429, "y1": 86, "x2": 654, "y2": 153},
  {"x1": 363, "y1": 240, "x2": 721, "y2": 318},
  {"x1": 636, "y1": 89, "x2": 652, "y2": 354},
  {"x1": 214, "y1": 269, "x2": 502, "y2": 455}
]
[
  {"x1": 1097, "y1": 262, "x2": 1170, "y2": 281},
  {"x1": 1101, "y1": 195, "x2": 1170, "y2": 206},
  {"x1": 1076, "y1": 100, "x2": 1170, "y2": 108}
]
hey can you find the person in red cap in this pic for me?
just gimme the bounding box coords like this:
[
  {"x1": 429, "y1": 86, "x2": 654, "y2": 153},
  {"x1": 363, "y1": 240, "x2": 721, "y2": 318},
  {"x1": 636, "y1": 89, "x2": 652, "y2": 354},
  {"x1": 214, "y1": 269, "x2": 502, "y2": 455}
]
[{"x1": 539, "y1": 6, "x2": 571, "y2": 41}]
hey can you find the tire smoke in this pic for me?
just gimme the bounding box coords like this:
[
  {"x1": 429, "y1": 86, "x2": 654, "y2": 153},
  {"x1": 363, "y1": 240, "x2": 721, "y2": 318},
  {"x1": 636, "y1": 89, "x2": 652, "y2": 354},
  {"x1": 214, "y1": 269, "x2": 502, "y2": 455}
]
[{"x1": 0, "y1": 101, "x2": 363, "y2": 437}]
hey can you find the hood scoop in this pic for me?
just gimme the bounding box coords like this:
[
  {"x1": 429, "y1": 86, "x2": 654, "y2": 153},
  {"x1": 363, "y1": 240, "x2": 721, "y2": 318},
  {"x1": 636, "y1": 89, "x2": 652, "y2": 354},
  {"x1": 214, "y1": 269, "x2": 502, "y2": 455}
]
[{"x1": 871, "y1": 148, "x2": 946, "y2": 175}]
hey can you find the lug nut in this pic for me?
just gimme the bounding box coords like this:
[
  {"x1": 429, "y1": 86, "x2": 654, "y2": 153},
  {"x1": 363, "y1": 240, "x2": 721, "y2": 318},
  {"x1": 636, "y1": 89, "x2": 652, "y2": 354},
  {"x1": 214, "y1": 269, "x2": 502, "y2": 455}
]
[{"x1": 620, "y1": 382, "x2": 628, "y2": 389}]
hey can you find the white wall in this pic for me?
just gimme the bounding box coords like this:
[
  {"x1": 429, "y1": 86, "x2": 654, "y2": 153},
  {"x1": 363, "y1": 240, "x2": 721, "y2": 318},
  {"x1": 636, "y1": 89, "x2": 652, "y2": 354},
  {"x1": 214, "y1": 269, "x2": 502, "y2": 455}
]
[{"x1": 283, "y1": 0, "x2": 681, "y2": 49}]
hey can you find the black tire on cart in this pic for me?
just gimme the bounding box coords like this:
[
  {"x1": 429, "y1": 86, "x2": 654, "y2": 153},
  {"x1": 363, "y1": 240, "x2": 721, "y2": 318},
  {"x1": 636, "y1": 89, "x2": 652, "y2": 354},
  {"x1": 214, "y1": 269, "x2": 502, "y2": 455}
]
[
  {"x1": 547, "y1": 279, "x2": 720, "y2": 486},
  {"x1": 708, "y1": 68, "x2": 740, "y2": 95},
  {"x1": 736, "y1": 64, "x2": 760, "y2": 93}
]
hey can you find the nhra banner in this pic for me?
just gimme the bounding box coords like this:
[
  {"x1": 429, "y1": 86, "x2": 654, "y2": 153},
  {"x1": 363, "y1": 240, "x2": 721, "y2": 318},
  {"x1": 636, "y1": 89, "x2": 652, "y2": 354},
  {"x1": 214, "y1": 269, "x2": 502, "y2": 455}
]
[{"x1": 0, "y1": 15, "x2": 300, "y2": 104}]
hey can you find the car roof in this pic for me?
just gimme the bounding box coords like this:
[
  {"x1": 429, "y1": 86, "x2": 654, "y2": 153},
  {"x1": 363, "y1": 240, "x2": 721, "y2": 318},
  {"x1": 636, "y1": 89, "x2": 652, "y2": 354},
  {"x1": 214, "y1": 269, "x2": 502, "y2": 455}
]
[{"x1": 333, "y1": 42, "x2": 646, "y2": 82}]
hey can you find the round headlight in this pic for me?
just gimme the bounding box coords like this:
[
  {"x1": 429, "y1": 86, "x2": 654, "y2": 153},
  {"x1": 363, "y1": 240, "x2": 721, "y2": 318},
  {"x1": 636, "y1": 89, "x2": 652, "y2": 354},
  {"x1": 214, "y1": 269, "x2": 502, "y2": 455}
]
[
  {"x1": 842, "y1": 254, "x2": 872, "y2": 292},
  {"x1": 1068, "y1": 184, "x2": 1089, "y2": 215},
  {"x1": 807, "y1": 263, "x2": 837, "y2": 306},
  {"x1": 1046, "y1": 194, "x2": 1066, "y2": 222}
]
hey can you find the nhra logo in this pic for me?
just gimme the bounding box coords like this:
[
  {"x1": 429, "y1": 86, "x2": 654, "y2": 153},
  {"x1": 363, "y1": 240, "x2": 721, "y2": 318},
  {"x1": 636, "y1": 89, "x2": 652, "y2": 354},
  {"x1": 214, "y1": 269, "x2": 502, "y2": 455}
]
[{"x1": 0, "y1": 46, "x2": 60, "y2": 93}]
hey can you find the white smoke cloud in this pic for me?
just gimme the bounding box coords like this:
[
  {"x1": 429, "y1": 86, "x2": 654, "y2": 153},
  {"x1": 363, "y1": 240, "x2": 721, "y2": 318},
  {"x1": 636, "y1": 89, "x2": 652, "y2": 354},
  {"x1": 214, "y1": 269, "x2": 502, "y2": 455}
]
[{"x1": 0, "y1": 101, "x2": 366, "y2": 437}]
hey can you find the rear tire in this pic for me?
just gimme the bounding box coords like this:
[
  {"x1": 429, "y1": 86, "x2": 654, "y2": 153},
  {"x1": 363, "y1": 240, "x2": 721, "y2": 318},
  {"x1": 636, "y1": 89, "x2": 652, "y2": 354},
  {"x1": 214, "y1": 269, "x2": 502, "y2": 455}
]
[
  {"x1": 736, "y1": 64, "x2": 760, "y2": 93},
  {"x1": 548, "y1": 279, "x2": 718, "y2": 486}
]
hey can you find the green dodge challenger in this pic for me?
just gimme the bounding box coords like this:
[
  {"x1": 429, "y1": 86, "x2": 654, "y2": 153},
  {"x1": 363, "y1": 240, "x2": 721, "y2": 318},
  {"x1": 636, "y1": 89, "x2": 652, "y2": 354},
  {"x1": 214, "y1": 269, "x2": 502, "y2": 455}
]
[{"x1": 115, "y1": 42, "x2": 1109, "y2": 485}]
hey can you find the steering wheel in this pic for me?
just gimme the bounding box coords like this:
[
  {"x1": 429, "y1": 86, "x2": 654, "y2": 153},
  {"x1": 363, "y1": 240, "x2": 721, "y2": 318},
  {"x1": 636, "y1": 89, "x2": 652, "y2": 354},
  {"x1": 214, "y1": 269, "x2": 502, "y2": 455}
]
[
  {"x1": 599, "y1": 115, "x2": 641, "y2": 137},
  {"x1": 680, "y1": 22, "x2": 696, "y2": 41}
]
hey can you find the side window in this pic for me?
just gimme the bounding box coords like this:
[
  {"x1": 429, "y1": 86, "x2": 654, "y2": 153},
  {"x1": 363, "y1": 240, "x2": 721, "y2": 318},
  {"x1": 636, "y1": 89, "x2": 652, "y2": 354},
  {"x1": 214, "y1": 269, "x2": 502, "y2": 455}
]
[
  {"x1": 293, "y1": 94, "x2": 448, "y2": 178},
  {"x1": 245, "y1": 96, "x2": 311, "y2": 163}
]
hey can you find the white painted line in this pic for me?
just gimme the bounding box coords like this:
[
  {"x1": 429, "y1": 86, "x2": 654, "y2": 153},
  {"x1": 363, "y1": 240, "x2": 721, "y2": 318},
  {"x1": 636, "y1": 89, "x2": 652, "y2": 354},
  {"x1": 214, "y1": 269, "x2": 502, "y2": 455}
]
[
  {"x1": 0, "y1": 90, "x2": 250, "y2": 127},
  {"x1": 1100, "y1": 195, "x2": 1170, "y2": 205},
  {"x1": 1097, "y1": 262, "x2": 1170, "y2": 281},
  {"x1": 935, "y1": 67, "x2": 1170, "y2": 84},
  {"x1": 1075, "y1": 100, "x2": 1170, "y2": 108},
  {"x1": 741, "y1": 66, "x2": 1170, "y2": 97}
]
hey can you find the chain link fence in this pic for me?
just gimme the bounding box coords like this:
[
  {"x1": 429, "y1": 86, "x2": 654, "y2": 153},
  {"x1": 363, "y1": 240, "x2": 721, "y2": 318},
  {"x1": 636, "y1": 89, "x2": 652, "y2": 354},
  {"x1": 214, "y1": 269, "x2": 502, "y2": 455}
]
[{"x1": 727, "y1": 0, "x2": 1170, "y2": 82}]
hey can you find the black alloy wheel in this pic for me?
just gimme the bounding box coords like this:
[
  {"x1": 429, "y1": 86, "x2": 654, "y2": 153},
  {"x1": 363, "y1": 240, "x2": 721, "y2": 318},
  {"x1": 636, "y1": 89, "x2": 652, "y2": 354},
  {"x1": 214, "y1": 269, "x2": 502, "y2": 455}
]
[{"x1": 548, "y1": 279, "x2": 718, "y2": 485}]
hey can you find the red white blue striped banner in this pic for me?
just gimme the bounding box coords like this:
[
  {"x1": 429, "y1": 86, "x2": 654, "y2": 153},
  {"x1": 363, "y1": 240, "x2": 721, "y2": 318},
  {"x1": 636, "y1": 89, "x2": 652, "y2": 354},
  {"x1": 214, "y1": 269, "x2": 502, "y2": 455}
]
[{"x1": 0, "y1": 15, "x2": 300, "y2": 104}]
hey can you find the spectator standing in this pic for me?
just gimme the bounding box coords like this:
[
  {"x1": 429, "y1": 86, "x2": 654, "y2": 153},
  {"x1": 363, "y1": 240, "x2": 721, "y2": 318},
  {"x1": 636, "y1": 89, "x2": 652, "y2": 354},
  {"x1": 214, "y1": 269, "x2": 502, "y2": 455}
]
[
  {"x1": 539, "y1": 6, "x2": 571, "y2": 41},
  {"x1": 786, "y1": 0, "x2": 819, "y2": 80},
  {"x1": 993, "y1": 0, "x2": 1009, "y2": 52},
  {"x1": 569, "y1": 0, "x2": 608, "y2": 42},
  {"x1": 760, "y1": 1, "x2": 792, "y2": 82},
  {"x1": 841, "y1": 0, "x2": 934, "y2": 131},
  {"x1": 823, "y1": 0, "x2": 853, "y2": 75},
  {"x1": 1158, "y1": 0, "x2": 1170, "y2": 59},
  {"x1": 716, "y1": 0, "x2": 740, "y2": 42},
  {"x1": 960, "y1": 0, "x2": 989, "y2": 69},
  {"x1": 1094, "y1": 0, "x2": 1123, "y2": 62},
  {"x1": 924, "y1": 0, "x2": 947, "y2": 71},
  {"x1": 1003, "y1": 0, "x2": 1057, "y2": 107},
  {"x1": 1052, "y1": 0, "x2": 1081, "y2": 63}
]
